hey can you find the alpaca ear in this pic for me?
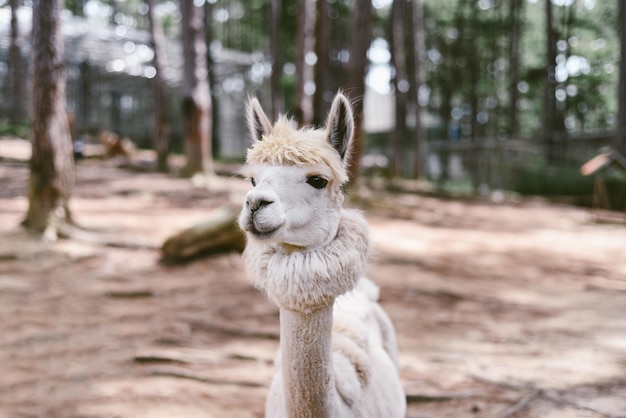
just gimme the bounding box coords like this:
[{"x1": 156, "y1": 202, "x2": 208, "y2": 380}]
[
  {"x1": 325, "y1": 93, "x2": 354, "y2": 162},
  {"x1": 247, "y1": 97, "x2": 272, "y2": 142}
]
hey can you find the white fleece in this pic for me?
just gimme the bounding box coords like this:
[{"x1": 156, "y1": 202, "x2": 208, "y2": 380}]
[{"x1": 242, "y1": 209, "x2": 370, "y2": 313}]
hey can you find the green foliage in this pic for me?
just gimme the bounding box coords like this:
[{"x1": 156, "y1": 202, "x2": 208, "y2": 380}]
[
  {"x1": 512, "y1": 158, "x2": 594, "y2": 197},
  {"x1": 422, "y1": 0, "x2": 620, "y2": 140},
  {"x1": 70, "y1": 1, "x2": 622, "y2": 150},
  {"x1": 511, "y1": 158, "x2": 626, "y2": 210},
  {"x1": 211, "y1": 0, "x2": 270, "y2": 52},
  {"x1": 0, "y1": 121, "x2": 29, "y2": 139}
]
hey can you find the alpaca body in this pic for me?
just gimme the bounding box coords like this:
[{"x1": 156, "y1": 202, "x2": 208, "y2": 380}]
[
  {"x1": 239, "y1": 93, "x2": 406, "y2": 417},
  {"x1": 266, "y1": 280, "x2": 406, "y2": 418}
]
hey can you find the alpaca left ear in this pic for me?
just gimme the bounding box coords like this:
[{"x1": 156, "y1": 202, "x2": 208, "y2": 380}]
[
  {"x1": 247, "y1": 97, "x2": 273, "y2": 142},
  {"x1": 326, "y1": 93, "x2": 354, "y2": 162}
]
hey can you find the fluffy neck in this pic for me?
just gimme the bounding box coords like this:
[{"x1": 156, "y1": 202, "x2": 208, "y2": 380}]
[
  {"x1": 279, "y1": 304, "x2": 336, "y2": 417},
  {"x1": 243, "y1": 209, "x2": 370, "y2": 312},
  {"x1": 242, "y1": 209, "x2": 370, "y2": 416}
]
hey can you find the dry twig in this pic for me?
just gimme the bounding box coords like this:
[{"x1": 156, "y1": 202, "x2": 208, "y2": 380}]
[
  {"x1": 148, "y1": 365, "x2": 266, "y2": 388},
  {"x1": 499, "y1": 388, "x2": 542, "y2": 418}
]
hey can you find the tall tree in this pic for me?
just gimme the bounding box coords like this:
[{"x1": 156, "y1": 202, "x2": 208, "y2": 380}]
[
  {"x1": 410, "y1": 0, "x2": 427, "y2": 179},
  {"x1": 466, "y1": 1, "x2": 481, "y2": 190},
  {"x1": 616, "y1": 0, "x2": 626, "y2": 154},
  {"x1": 205, "y1": 0, "x2": 220, "y2": 158},
  {"x1": 180, "y1": 0, "x2": 213, "y2": 176},
  {"x1": 147, "y1": 0, "x2": 170, "y2": 172},
  {"x1": 313, "y1": 0, "x2": 331, "y2": 126},
  {"x1": 544, "y1": 0, "x2": 558, "y2": 164},
  {"x1": 24, "y1": 0, "x2": 74, "y2": 239},
  {"x1": 294, "y1": 0, "x2": 315, "y2": 125},
  {"x1": 345, "y1": 0, "x2": 372, "y2": 183},
  {"x1": 390, "y1": 0, "x2": 409, "y2": 179},
  {"x1": 77, "y1": 60, "x2": 91, "y2": 136},
  {"x1": 8, "y1": 0, "x2": 23, "y2": 124},
  {"x1": 466, "y1": 1, "x2": 480, "y2": 143},
  {"x1": 390, "y1": 0, "x2": 429, "y2": 178},
  {"x1": 269, "y1": 0, "x2": 284, "y2": 120},
  {"x1": 507, "y1": 0, "x2": 524, "y2": 138}
]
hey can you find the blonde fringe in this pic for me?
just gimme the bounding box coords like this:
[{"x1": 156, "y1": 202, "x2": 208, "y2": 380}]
[{"x1": 246, "y1": 118, "x2": 349, "y2": 185}]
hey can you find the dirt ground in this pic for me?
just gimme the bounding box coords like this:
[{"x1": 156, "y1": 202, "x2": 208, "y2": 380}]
[{"x1": 1, "y1": 139, "x2": 626, "y2": 418}]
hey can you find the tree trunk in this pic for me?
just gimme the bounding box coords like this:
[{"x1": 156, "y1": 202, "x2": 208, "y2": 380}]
[
  {"x1": 269, "y1": 0, "x2": 284, "y2": 120},
  {"x1": 507, "y1": 0, "x2": 524, "y2": 138},
  {"x1": 180, "y1": 0, "x2": 213, "y2": 177},
  {"x1": 345, "y1": 0, "x2": 372, "y2": 184},
  {"x1": 390, "y1": 0, "x2": 408, "y2": 179},
  {"x1": 467, "y1": 2, "x2": 479, "y2": 144},
  {"x1": 147, "y1": 0, "x2": 170, "y2": 173},
  {"x1": 313, "y1": 0, "x2": 331, "y2": 126},
  {"x1": 24, "y1": 0, "x2": 74, "y2": 239},
  {"x1": 616, "y1": 0, "x2": 626, "y2": 154},
  {"x1": 205, "y1": 0, "x2": 220, "y2": 158},
  {"x1": 78, "y1": 60, "x2": 91, "y2": 136},
  {"x1": 294, "y1": 0, "x2": 315, "y2": 126},
  {"x1": 8, "y1": 0, "x2": 23, "y2": 125},
  {"x1": 110, "y1": 90, "x2": 121, "y2": 134},
  {"x1": 466, "y1": 1, "x2": 481, "y2": 191},
  {"x1": 544, "y1": 0, "x2": 558, "y2": 164},
  {"x1": 409, "y1": 0, "x2": 427, "y2": 179}
]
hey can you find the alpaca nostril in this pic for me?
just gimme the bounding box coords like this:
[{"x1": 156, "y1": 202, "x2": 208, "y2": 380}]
[
  {"x1": 259, "y1": 199, "x2": 273, "y2": 208},
  {"x1": 249, "y1": 199, "x2": 273, "y2": 213}
]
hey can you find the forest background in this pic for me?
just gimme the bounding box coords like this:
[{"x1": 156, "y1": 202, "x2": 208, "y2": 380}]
[{"x1": 2, "y1": 0, "x2": 626, "y2": 210}]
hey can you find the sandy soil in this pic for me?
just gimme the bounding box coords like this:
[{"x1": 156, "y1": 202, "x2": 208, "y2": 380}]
[{"x1": 1, "y1": 139, "x2": 625, "y2": 418}]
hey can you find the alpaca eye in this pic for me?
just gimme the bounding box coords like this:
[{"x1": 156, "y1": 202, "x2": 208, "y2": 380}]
[
  {"x1": 250, "y1": 177, "x2": 256, "y2": 187},
  {"x1": 306, "y1": 175, "x2": 328, "y2": 189}
]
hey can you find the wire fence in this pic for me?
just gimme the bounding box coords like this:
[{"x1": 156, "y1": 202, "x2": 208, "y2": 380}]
[{"x1": 364, "y1": 132, "x2": 625, "y2": 209}]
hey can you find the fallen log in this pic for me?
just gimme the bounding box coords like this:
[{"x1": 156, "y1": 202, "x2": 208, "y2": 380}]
[{"x1": 160, "y1": 204, "x2": 245, "y2": 263}]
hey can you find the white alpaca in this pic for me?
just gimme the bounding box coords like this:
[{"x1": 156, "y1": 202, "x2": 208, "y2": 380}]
[{"x1": 238, "y1": 93, "x2": 406, "y2": 418}]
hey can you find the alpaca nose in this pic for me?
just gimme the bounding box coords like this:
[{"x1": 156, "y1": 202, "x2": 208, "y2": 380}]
[
  {"x1": 247, "y1": 195, "x2": 274, "y2": 213},
  {"x1": 250, "y1": 199, "x2": 272, "y2": 213}
]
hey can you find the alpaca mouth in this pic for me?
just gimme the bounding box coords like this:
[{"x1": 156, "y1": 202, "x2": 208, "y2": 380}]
[
  {"x1": 249, "y1": 223, "x2": 278, "y2": 239},
  {"x1": 246, "y1": 215, "x2": 280, "y2": 239}
]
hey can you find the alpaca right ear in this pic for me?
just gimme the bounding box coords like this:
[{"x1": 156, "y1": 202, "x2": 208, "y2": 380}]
[
  {"x1": 247, "y1": 97, "x2": 272, "y2": 142},
  {"x1": 325, "y1": 93, "x2": 354, "y2": 163}
]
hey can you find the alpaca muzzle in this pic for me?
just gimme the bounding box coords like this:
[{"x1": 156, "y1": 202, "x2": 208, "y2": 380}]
[{"x1": 240, "y1": 189, "x2": 285, "y2": 239}]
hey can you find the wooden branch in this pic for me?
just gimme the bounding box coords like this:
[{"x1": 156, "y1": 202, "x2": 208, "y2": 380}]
[
  {"x1": 147, "y1": 365, "x2": 266, "y2": 388},
  {"x1": 135, "y1": 347, "x2": 270, "y2": 366},
  {"x1": 134, "y1": 347, "x2": 221, "y2": 364},
  {"x1": 471, "y1": 372, "x2": 625, "y2": 418},
  {"x1": 60, "y1": 223, "x2": 159, "y2": 249},
  {"x1": 406, "y1": 389, "x2": 487, "y2": 403},
  {"x1": 581, "y1": 147, "x2": 626, "y2": 175},
  {"x1": 541, "y1": 390, "x2": 625, "y2": 418},
  {"x1": 160, "y1": 204, "x2": 245, "y2": 263},
  {"x1": 469, "y1": 372, "x2": 528, "y2": 391},
  {"x1": 186, "y1": 317, "x2": 279, "y2": 340},
  {"x1": 105, "y1": 289, "x2": 153, "y2": 298},
  {"x1": 581, "y1": 152, "x2": 612, "y2": 176},
  {"x1": 499, "y1": 388, "x2": 542, "y2": 418}
]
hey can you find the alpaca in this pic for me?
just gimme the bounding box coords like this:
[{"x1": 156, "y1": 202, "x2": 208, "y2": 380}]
[{"x1": 238, "y1": 92, "x2": 406, "y2": 418}]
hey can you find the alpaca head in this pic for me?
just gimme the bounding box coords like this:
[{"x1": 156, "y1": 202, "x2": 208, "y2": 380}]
[{"x1": 238, "y1": 93, "x2": 354, "y2": 249}]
